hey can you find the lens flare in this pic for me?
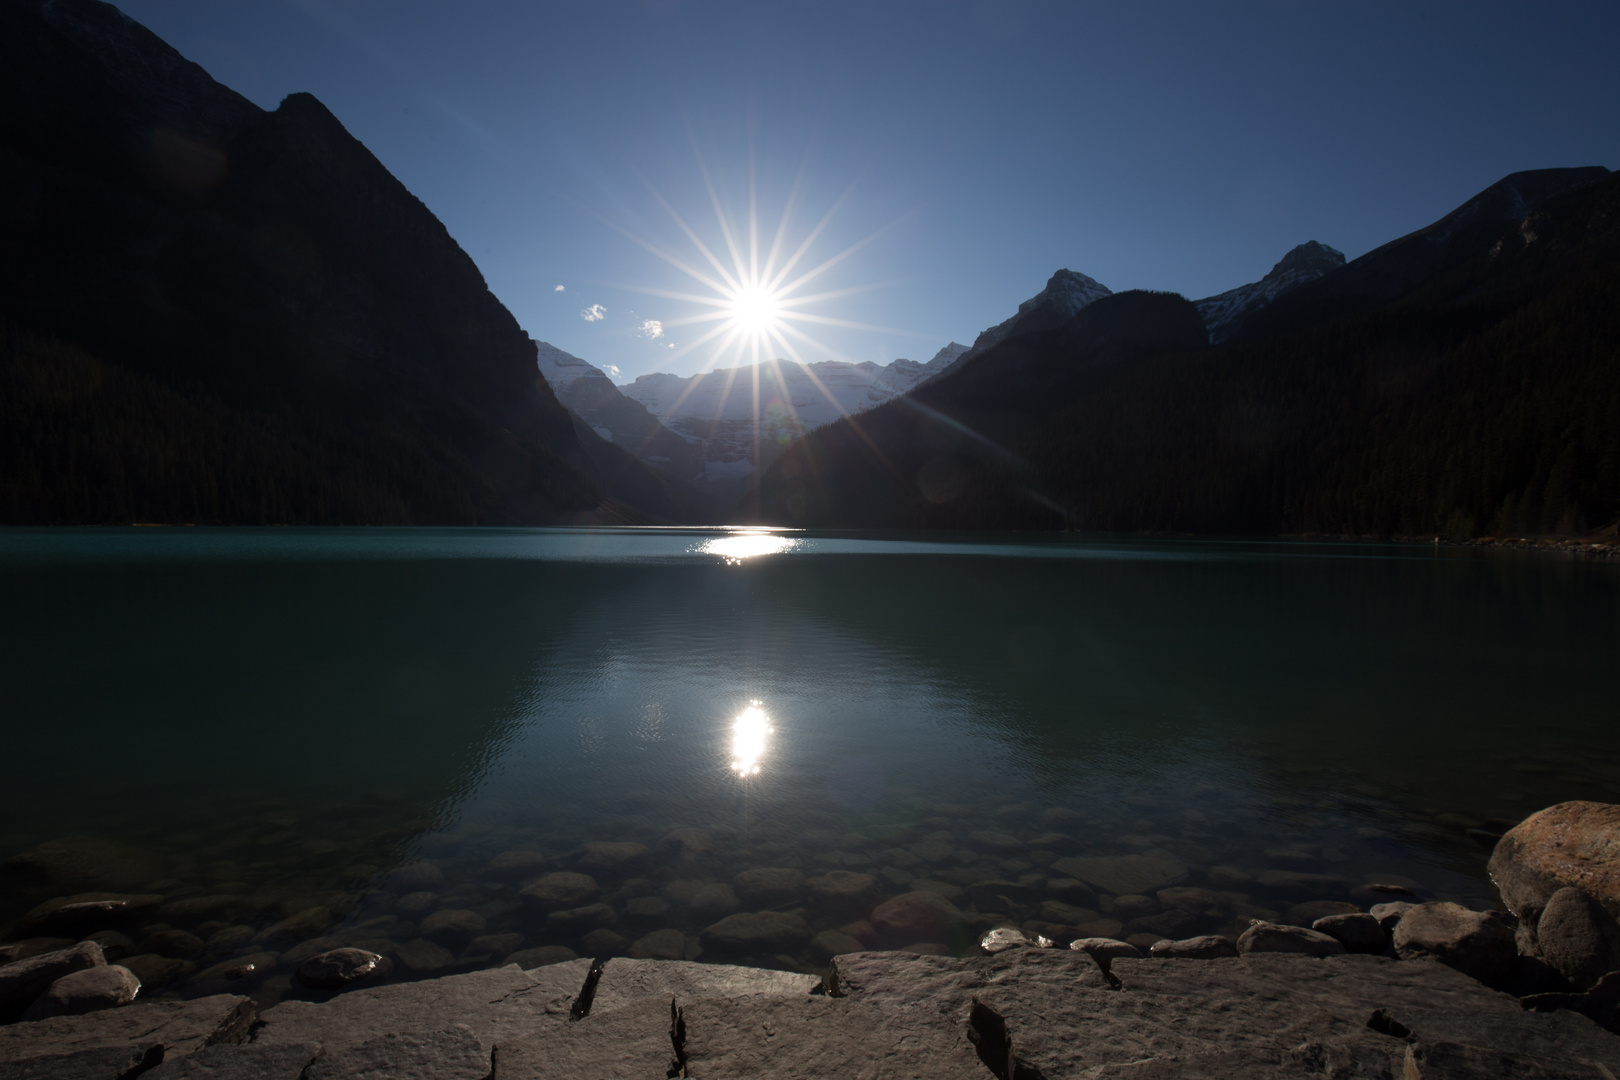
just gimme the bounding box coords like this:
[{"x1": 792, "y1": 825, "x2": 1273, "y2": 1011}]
[{"x1": 730, "y1": 702, "x2": 772, "y2": 776}]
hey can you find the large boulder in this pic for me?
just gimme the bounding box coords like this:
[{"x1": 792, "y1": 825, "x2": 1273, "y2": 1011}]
[
  {"x1": 1236, "y1": 922, "x2": 1346, "y2": 958},
  {"x1": 1391, "y1": 902, "x2": 1517, "y2": 985},
  {"x1": 1537, "y1": 886, "x2": 1620, "y2": 991},
  {"x1": 1490, "y1": 801, "x2": 1620, "y2": 923},
  {"x1": 21, "y1": 964, "x2": 141, "y2": 1021},
  {"x1": 519, "y1": 872, "x2": 601, "y2": 913},
  {"x1": 869, "y1": 891, "x2": 968, "y2": 949},
  {"x1": 0, "y1": 941, "x2": 105, "y2": 1014},
  {"x1": 697, "y1": 912, "x2": 809, "y2": 955}
]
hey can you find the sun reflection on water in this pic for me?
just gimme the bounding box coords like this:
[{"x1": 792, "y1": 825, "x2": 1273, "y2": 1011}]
[
  {"x1": 700, "y1": 531, "x2": 798, "y2": 563},
  {"x1": 730, "y1": 702, "x2": 773, "y2": 776}
]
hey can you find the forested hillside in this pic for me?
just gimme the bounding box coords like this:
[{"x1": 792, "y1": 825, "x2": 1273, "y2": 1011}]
[{"x1": 757, "y1": 170, "x2": 1620, "y2": 538}]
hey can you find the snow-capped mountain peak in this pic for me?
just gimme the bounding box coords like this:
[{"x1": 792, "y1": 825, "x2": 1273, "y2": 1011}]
[{"x1": 1194, "y1": 241, "x2": 1346, "y2": 343}]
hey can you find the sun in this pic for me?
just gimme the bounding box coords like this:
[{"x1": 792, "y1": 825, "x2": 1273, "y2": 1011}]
[{"x1": 727, "y1": 282, "x2": 782, "y2": 337}]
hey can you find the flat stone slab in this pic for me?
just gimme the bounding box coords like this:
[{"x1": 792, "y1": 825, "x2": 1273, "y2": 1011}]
[
  {"x1": 588, "y1": 957, "x2": 819, "y2": 1016},
  {"x1": 144, "y1": 1041, "x2": 321, "y2": 1079},
  {"x1": 492, "y1": 999, "x2": 676, "y2": 1079},
  {"x1": 0, "y1": 1043, "x2": 162, "y2": 1080},
  {"x1": 829, "y1": 946, "x2": 1109, "y2": 1021},
  {"x1": 678, "y1": 995, "x2": 986, "y2": 1079},
  {"x1": 966, "y1": 953, "x2": 1620, "y2": 1079},
  {"x1": 306, "y1": 1026, "x2": 487, "y2": 1080},
  {"x1": 252, "y1": 960, "x2": 591, "y2": 1058},
  {"x1": 0, "y1": 995, "x2": 254, "y2": 1064}
]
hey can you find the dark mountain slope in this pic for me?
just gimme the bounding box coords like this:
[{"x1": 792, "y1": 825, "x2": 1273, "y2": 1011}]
[
  {"x1": 757, "y1": 170, "x2": 1620, "y2": 538},
  {"x1": 0, "y1": 0, "x2": 606, "y2": 523}
]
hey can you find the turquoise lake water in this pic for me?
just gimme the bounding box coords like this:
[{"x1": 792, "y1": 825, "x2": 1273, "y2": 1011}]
[{"x1": 1, "y1": 528, "x2": 1616, "y2": 1005}]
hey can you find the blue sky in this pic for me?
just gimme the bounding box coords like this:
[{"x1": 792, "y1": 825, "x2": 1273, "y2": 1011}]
[{"x1": 122, "y1": 0, "x2": 1619, "y2": 383}]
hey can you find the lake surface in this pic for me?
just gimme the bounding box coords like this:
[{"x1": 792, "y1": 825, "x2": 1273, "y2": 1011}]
[{"x1": 2, "y1": 528, "x2": 1617, "y2": 1006}]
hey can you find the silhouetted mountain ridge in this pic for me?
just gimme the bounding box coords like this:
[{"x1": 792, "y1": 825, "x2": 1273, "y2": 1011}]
[
  {"x1": 758, "y1": 167, "x2": 1619, "y2": 538},
  {"x1": 0, "y1": 0, "x2": 713, "y2": 524}
]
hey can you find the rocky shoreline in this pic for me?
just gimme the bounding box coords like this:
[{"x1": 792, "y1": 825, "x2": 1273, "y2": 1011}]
[{"x1": 1, "y1": 801, "x2": 1618, "y2": 1077}]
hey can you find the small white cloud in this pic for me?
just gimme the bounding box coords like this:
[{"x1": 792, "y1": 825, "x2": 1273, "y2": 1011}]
[
  {"x1": 554, "y1": 284, "x2": 565, "y2": 292},
  {"x1": 667, "y1": 343, "x2": 676, "y2": 348},
  {"x1": 604, "y1": 364, "x2": 621, "y2": 378},
  {"x1": 640, "y1": 319, "x2": 664, "y2": 339},
  {"x1": 581, "y1": 304, "x2": 605, "y2": 322}
]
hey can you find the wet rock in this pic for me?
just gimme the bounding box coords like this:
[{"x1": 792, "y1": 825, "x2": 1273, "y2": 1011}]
[
  {"x1": 256, "y1": 961, "x2": 591, "y2": 1057},
  {"x1": 1392, "y1": 902, "x2": 1517, "y2": 985},
  {"x1": 279, "y1": 938, "x2": 345, "y2": 968},
  {"x1": 120, "y1": 954, "x2": 197, "y2": 990},
  {"x1": 1049, "y1": 853, "x2": 1189, "y2": 896},
  {"x1": 626, "y1": 929, "x2": 685, "y2": 960},
  {"x1": 699, "y1": 912, "x2": 810, "y2": 954},
  {"x1": 967, "y1": 880, "x2": 1038, "y2": 909},
  {"x1": 1313, "y1": 912, "x2": 1388, "y2": 954},
  {"x1": 419, "y1": 908, "x2": 487, "y2": 946},
  {"x1": 492, "y1": 999, "x2": 675, "y2": 1079},
  {"x1": 908, "y1": 840, "x2": 955, "y2": 864},
  {"x1": 188, "y1": 952, "x2": 280, "y2": 996},
  {"x1": 579, "y1": 841, "x2": 648, "y2": 872},
  {"x1": 158, "y1": 895, "x2": 244, "y2": 922},
  {"x1": 677, "y1": 995, "x2": 985, "y2": 1079},
  {"x1": 295, "y1": 948, "x2": 383, "y2": 990},
  {"x1": 732, "y1": 867, "x2": 805, "y2": 907},
  {"x1": 686, "y1": 883, "x2": 738, "y2": 919},
  {"x1": 1489, "y1": 800, "x2": 1620, "y2": 923},
  {"x1": 1351, "y1": 882, "x2": 1421, "y2": 904},
  {"x1": 980, "y1": 926, "x2": 1037, "y2": 954},
  {"x1": 1044, "y1": 878, "x2": 1099, "y2": 907},
  {"x1": 908, "y1": 878, "x2": 966, "y2": 904},
  {"x1": 466, "y1": 933, "x2": 525, "y2": 959},
  {"x1": 520, "y1": 872, "x2": 601, "y2": 912},
  {"x1": 1149, "y1": 935, "x2": 1238, "y2": 959},
  {"x1": 392, "y1": 938, "x2": 456, "y2": 973},
  {"x1": 870, "y1": 891, "x2": 968, "y2": 948},
  {"x1": 812, "y1": 930, "x2": 866, "y2": 959},
  {"x1": 505, "y1": 946, "x2": 577, "y2": 969},
  {"x1": 18, "y1": 893, "x2": 164, "y2": 937},
  {"x1": 0, "y1": 994, "x2": 256, "y2": 1066},
  {"x1": 1253, "y1": 869, "x2": 1348, "y2": 897},
  {"x1": 580, "y1": 928, "x2": 629, "y2": 955},
  {"x1": 487, "y1": 851, "x2": 547, "y2": 879},
  {"x1": 808, "y1": 870, "x2": 879, "y2": 913},
  {"x1": 1069, "y1": 937, "x2": 1143, "y2": 971},
  {"x1": 387, "y1": 861, "x2": 446, "y2": 891},
  {"x1": 395, "y1": 891, "x2": 439, "y2": 919},
  {"x1": 1237, "y1": 921, "x2": 1347, "y2": 957},
  {"x1": 546, "y1": 902, "x2": 617, "y2": 932},
  {"x1": 0, "y1": 939, "x2": 75, "y2": 965},
  {"x1": 80, "y1": 930, "x2": 134, "y2": 962},
  {"x1": 254, "y1": 907, "x2": 331, "y2": 943},
  {"x1": 1369, "y1": 900, "x2": 1417, "y2": 931},
  {"x1": 622, "y1": 893, "x2": 667, "y2": 919},
  {"x1": 22, "y1": 965, "x2": 141, "y2": 1021},
  {"x1": 136, "y1": 929, "x2": 204, "y2": 958},
  {"x1": 306, "y1": 1026, "x2": 488, "y2": 1080},
  {"x1": 0, "y1": 836, "x2": 163, "y2": 890},
  {"x1": 1284, "y1": 900, "x2": 1360, "y2": 926},
  {"x1": 1104, "y1": 893, "x2": 1157, "y2": 917},
  {"x1": 0, "y1": 941, "x2": 105, "y2": 1014},
  {"x1": 966, "y1": 830, "x2": 1024, "y2": 853},
  {"x1": 661, "y1": 827, "x2": 713, "y2": 855},
  {"x1": 143, "y1": 1041, "x2": 321, "y2": 1080},
  {"x1": 1537, "y1": 885, "x2": 1620, "y2": 991},
  {"x1": 1037, "y1": 899, "x2": 1097, "y2": 926}
]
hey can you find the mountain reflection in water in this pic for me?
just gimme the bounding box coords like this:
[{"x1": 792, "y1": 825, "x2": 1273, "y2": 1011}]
[{"x1": 0, "y1": 528, "x2": 1615, "y2": 1007}]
